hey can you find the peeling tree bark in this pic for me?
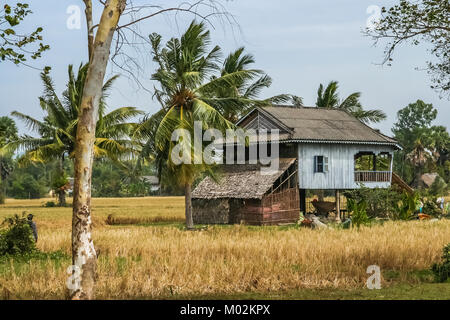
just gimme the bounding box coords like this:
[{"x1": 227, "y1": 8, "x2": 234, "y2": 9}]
[
  {"x1": 83, "y1": 0, "x2": 94, "y2": 60},
  {"x1": 71, "y1": 0, "x2": 126, "y2": 300}
]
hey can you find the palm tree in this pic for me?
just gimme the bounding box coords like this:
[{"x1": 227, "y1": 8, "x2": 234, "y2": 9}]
[
  {"x1": 136, "y1": 21, "x2": 270, "y2": 228},
  {"x1": 316, "y1": 81, "x2": 386, "y2": 124},
  {"x1": 7, "y1": 64, "x2": 143, "y2": 205},
  {"x1": 407, "y1": 139, "x2": 433, "y2": 188},
  {"x1": 214, "y1": 47, "x2": 287, "y2": 122},
  {"x1": 0, "y1": 116, "x2": 18, "y2": 204}
]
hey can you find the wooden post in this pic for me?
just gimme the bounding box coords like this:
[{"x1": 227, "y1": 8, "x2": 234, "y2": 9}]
[
  {"x1": 335, "y1": 189, "x2": 341, "y2": 223},
  {"x1": 299, "y1": 189, "x2": 306, "y2": 214}
]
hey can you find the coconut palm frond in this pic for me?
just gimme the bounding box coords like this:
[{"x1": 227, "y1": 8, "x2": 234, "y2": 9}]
[
  {"x1": 339, "y1": 92, "x2": 361, "y2": 111},
  {"x1": 350, "y1": 108, "x2": 387, "y2": 124},
  {"x1": 196, "y1": 69, "x2": 261, "y2": 94},
  {"x1": 11, "y1": 64, "x2": 143, "y2": 167},
  {"x1": 192, "y1": 98, "x2": 235, "y2": 132},
  {"x1": 243, "y1": 74, "x2": 273, "y2": 99},
  {"x1": 315, "y1": 80, "x2": 386, "y2": 124},
  {"x1": 10, "y1": 111, "x2": 52, "y2": 134}
]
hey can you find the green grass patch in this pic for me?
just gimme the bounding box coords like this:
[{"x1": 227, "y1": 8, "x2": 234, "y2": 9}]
[
  {"x1": 167, "y1": 283, "x2": 450, "y2": 300},
  {"x1": 0, "y1": 250, "x2": 70, "y2": 276}
]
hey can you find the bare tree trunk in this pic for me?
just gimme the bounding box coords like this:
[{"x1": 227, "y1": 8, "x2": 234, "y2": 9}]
[
  {"x1": 185, "y1": 183, "x2": 194, "y2": 229},
  {"x1": 71, "y1": 0, "x2": 125, "y2": 300},
  {"x1": 83, "y1": 0, "x2": 94, "y2": 59}
]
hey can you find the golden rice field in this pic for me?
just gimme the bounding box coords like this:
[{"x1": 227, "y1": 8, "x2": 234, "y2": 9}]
[{"x1": 0, "y1": 197, "x2": 450, "y2": 300}]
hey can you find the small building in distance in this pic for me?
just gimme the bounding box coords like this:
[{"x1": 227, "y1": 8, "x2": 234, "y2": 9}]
[
  {"x1": 420, "y1": 173, "x2": 439, "y2": 188},
  {"x1": 141, "y1": 175, "x2": 161, "y2": 193}
]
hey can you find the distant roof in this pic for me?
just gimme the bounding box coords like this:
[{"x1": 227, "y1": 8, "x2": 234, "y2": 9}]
[
  {"x1": 237, "y1": 106, "x2": 400, "y2": 148},
  {"x1": 421, "y1": 173, "x2": 439, "y2": 187},
  {"x1": 192, "y1": 158, "x2": 296, "y2": 200},
  {"x1": 141, "y1": 176, "x2": 159, "y2": 184}
]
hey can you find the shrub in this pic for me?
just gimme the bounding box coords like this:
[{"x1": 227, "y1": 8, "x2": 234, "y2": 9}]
[
  {"x1": 423, "y1": 199, "x2": 442, "y2": 216},
  {"x1": 0, "y1": 213, "x2": 36, "y2": 256},
  {"x1": 428, "y1": 176, "x2": 448, "y2": 197},
  {"x1": 43, "y1": 201, "x2": 56, "y2": 207},
  {"x1": 431, "y1": 243, "x2": 450, "y2": 283},
  {"x1": 347, "y1": 198, "x2": 369, "y2": 228},
  {"x1": 392, "y1": 191, "x2": 419, "y2": 220},
  {"x1": 344, "y1": 187, "x2": 402, "y2": 219}
]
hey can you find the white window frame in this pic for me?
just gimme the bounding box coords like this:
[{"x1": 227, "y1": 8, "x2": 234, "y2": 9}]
[{"x1": 314, "y1": 155, "x2": 329, "y2": 173}]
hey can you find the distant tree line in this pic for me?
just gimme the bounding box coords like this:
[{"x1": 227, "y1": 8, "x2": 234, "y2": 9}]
[{"x1": 392, "y1": 100, "x2": 449, "y2": 190}]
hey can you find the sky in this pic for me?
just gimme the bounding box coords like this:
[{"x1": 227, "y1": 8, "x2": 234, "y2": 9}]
[{"x1": 0, "y1": 0, "x2": 448, "y2": 137}]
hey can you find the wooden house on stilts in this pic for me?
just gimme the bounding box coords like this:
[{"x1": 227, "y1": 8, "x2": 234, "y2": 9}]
[{"x1": 192, "y1": 105, "x2": 405, "y2": 225}]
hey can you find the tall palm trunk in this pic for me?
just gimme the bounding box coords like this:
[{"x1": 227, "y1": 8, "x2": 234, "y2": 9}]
[
  {"x1": 58, "y1": 156, "x2": 66, "y2": 207},
  {"x1": 0, "y1": 156, "x2": 4, "y2": 204},
  {"x1": 185, "y1": 183, "x2": 194, "y2": 229},
  {"x1": 71, "y1": 0, "x2": 125, "y2": 300},
  {"x1": 415, "y1": 166, "x2": 423, "y2": 189},
  {"x1": 58, "y1": 190, "x2": 66, "y2": 207}
]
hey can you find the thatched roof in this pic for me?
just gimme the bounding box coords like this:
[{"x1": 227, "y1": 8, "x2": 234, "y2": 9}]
[
  {"x1": 192, "y1": 158, "x2": 296, "y2": 200},
  {"x1": 421, "y1": 173, "x2": 439, "y2": 187},
  {"x1": 237, "y1": 106, "x2": 400, "y2": 148}
]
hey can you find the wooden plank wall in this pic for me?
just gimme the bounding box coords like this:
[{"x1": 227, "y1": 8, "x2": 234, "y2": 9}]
[{"x1": 298, "y1": 143, "x2": 396, "y2": 189}]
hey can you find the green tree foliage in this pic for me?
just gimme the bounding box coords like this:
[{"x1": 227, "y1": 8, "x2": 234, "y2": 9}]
[
  {"x1": 0, "y1": 3, "x2": 49, "y2": 70},
  {"x1": 0, "y1": 116, "x2": 18, "y2": 203},
  {"x1": 0, "y1": 116, "x2": 18, "y2": 146},
  {"x1": 315, "y1": 81, "x2": 387, "y2": 124},
  {"x1": 432, "y1": 243, "x2": 450, "y2": 283},
  {"x1": 366, "y1": 0, "x2": 450, "y2": 96},
  {"x1": 428, "y1": 176, "x2": 448, "y2": 197},
  {"x1": 214, "y1": 47, "x2": 287, "y2": 122},
  {"x1": 407, "y1": 139, "x2": 434, "y2": 188},
  {"x1": 347, "y1": 198, "x2": 370, "y2": 227},
  {"x1": 345, "y1": 187, "x2": 421, "y2": 220},
  {"x1": 10, "y1": 173, "x2": 44, "y2": 199},
  {"x1": 0, "y1": 213, "x2": 36, "y2": 256},
  {"x1": 393, "y1": 191, "x2": 419, "y2": 220},
  {"x1": 392, "y1": 100, "x2": 450, "y2": 186},
  {"x1": 135, "y1": 21, "x2": 277, "y2": 228},
  {"x1": 6, "y1": 163, "x2": 48, "y2": 199},
  {"x1": 92, "y1": 160, "x2": 155, "y2": 198},
  {"x1": 345, "y1": 187, "x2": 401, "y2": 219},
  {"x1": 6, "y1": 64, "x2": 142, "y2": 204},
  {"x1": 422, "y1": 197, "x2": 442, "y2": 216}
]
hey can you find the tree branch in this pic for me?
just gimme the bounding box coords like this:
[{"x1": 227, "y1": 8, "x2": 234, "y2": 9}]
[{"x1": 83, "y1": 0, "x2": 94, "y2": 61}]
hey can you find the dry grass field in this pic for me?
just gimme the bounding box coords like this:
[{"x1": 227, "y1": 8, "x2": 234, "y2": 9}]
[{"x1": 0, "y1": 197, "x2": 450, "y2": 300}]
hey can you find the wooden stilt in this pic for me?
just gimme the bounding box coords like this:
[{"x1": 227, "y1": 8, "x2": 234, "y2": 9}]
[
  {"x1": 299, "y1": 189, "x2": 306, "y2": 214},
  {"x1": 335, "y1": 189, "x2": 341, "y2": 223}
]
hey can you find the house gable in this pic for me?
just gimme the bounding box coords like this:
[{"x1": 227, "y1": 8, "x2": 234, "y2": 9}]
[
  {"x1": 236, "y1": 106, "x2": 401, "y2": 149},
  {"x1": 237, "y1": 108, "x2": 292, "y2": 135}
]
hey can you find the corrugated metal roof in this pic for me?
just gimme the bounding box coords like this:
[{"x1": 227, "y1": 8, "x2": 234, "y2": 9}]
[
  {"x1": 238, "y1": 106, "x2": 399, "y2": 147},
  {"x1": 192, "y1": 158, "x2": 296, "y2": 199}
]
